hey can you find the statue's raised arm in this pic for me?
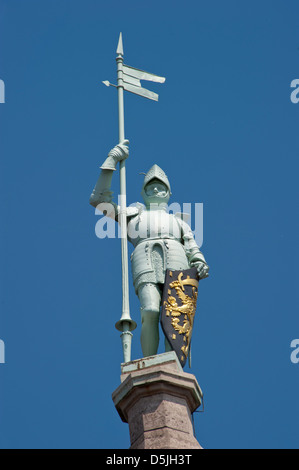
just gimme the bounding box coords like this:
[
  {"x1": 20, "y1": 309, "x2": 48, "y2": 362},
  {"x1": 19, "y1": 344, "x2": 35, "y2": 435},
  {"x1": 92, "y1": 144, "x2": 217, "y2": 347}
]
[{"x1": 89, "y1": 140, "x2": 129, "y2": 218}]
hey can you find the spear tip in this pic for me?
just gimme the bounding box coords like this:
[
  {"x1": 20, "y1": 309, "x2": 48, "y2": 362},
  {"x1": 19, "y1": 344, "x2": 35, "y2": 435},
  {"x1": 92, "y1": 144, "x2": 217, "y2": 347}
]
[{"x1": 116, "y1": 32, "x2": 124, "y2": 56}]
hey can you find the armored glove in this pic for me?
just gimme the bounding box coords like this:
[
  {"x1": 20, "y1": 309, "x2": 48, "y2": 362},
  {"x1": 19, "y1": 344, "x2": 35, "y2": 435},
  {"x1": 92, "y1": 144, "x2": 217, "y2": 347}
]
[
  {"x1": 195, "y1": 262, "x2": 209, "y2": 280},
  {"x1": 100, "y1": 140, "x2": 129, "y2": 171}
]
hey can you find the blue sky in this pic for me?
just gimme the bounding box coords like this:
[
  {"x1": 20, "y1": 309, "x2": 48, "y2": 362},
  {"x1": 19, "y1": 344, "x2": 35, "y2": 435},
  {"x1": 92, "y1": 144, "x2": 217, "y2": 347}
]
[{"x1": 0, "y1": 0, "x2": 298, "y2": 449}]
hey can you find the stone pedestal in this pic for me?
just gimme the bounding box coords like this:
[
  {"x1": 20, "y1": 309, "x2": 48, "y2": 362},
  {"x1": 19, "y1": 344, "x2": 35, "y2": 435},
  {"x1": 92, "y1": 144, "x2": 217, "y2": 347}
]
[{"x1": 112, "y1": 351, "x2": 203, "y2": 449}]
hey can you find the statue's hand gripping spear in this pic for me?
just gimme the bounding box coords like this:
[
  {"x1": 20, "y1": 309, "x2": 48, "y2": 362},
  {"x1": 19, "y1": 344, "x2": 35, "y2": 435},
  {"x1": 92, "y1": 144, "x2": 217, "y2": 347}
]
[{"x1": 101, "y1": 140, "x2": 129, "y2": 172}]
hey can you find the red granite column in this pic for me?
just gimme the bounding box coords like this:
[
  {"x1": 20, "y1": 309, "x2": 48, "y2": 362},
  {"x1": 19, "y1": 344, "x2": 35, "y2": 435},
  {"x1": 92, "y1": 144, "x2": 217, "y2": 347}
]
[{"x1": 112, "y1": 352, "x2": 203, "y2": 449}]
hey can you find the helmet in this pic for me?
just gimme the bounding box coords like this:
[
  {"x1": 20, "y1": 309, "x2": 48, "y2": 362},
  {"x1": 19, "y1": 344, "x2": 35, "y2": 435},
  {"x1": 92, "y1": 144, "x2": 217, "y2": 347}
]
[
  {"x1": 141, "y1": 164, "x2": 171, "y2": 204},
  {"x1": 142, "y1": 164, "x2": 171, "y2": 193},
  {"x1": 141, "y1": 164, "x2": 171, "y2": 206}
]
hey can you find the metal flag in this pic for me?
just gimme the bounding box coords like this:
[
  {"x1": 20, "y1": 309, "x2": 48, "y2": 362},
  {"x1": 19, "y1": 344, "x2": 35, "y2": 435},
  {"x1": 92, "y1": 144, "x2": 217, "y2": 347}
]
[
  {"x1": 103, "y1": 33, "x2": 166, "y2": 102},
  {"x1": 160, "y1": 268, "x2": 199, "y2": 368},
  {"x1": 123, "y1": 82, "x2": 159, "y2": 102},
  {"x1": 122, "y1": 64, "x2": 165, "y2": 101},
  {"x1": 123, "y1": 64, "x2": 166, "y2": 83}
]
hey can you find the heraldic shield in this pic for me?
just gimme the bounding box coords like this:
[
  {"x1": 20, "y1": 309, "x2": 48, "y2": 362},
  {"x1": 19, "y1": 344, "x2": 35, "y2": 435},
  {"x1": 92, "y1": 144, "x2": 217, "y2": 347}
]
[{"x1": 160, "y1": 267, "x2": 199, "y2": 368}]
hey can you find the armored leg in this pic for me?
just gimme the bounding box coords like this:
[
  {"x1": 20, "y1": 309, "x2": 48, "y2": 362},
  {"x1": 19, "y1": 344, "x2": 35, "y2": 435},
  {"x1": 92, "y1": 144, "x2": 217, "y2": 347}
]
[
  {"x1": 138, "y1": 283, "x2": 162, "y2": 357},
  {"x1": 164, "y1": 337, "x2": 172, "y2": 352}
]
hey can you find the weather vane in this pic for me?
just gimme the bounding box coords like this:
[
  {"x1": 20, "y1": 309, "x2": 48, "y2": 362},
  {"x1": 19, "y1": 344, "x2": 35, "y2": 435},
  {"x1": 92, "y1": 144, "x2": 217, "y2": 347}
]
[{"x1": 90, "y1": 33, "x2": 209, "y2": 366}]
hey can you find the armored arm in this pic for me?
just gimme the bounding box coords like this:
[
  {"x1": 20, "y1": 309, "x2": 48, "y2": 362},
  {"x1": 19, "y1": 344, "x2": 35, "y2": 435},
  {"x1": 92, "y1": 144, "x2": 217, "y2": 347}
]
[
  {"x1": 89, "y1": 169, "x2": 116, "y2": 211},
  {"x1": 89, "y1": 140, "x2": 129, "y2": 218},
  {"x1": 176, "y1": 217, "x2": 209, "y2": 279}
]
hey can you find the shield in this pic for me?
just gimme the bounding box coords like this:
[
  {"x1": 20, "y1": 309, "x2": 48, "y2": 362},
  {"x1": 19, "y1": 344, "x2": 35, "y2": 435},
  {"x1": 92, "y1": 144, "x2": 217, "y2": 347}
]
[{"x1": 160, "y1": 267, "x2": 199, "y2": 368}]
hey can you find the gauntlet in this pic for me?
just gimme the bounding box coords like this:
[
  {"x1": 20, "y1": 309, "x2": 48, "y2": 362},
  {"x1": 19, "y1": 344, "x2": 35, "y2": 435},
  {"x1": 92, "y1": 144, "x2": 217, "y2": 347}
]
[{"x1": 100, "y1": 140, "x2": 129, "y2": 171}]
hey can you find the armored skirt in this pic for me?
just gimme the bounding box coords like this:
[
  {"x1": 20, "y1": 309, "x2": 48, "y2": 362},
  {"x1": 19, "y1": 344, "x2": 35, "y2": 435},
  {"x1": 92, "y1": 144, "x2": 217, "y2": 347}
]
[{"x1": 130, "y1": 238, "x2": 190, "y2": 294}]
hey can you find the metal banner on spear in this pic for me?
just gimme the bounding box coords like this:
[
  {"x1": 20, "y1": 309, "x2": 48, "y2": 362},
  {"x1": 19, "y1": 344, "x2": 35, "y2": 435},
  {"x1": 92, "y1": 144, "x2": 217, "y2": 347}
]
[{"x1": 103, "y1": 33, "x2": 165, "y2": 363}]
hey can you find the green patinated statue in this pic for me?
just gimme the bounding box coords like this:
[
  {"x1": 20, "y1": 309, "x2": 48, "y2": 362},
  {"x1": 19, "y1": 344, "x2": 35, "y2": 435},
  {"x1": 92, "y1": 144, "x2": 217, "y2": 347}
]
[{"x1": 90, "y1": 140, "x2": 209, "y2": 359}]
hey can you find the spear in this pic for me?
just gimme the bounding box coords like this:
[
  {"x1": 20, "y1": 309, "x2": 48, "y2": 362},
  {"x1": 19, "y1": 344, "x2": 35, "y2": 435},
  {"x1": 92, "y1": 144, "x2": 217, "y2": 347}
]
[
  {"x1": 103, "y1": 33, "x2": 165, "y2": 363},
  {"x1": 114, "y1": 33, "x2": 136, "y2": 363}
]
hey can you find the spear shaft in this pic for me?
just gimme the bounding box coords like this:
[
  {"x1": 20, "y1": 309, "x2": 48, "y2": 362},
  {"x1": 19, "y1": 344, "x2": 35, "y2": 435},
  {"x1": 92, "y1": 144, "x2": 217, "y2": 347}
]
[
  {"x1": 116, "y1": 46, "x2": 128, "y2": 315},
  {"x1": 115, "y1": 33, "x2": 136, "y2": 362}
]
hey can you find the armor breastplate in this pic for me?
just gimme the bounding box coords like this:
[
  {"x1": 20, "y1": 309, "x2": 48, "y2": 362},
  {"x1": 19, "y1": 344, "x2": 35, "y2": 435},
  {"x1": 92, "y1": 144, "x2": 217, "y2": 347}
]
[{"x1": 127, "y1": 210, "x2": 182, "y2": 247}]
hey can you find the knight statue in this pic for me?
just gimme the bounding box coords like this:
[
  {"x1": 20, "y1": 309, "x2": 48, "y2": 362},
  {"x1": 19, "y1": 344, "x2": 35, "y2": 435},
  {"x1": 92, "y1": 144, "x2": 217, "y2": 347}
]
[{"x1": 90, "y1": 140, "x2": 209, "y2": 360}]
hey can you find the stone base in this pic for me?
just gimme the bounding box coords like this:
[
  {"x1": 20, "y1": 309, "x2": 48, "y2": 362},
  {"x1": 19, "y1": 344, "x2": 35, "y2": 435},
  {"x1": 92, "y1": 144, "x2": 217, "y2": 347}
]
[{"x1": 112, "y1": 351, "x2": 203, "y2": 449}]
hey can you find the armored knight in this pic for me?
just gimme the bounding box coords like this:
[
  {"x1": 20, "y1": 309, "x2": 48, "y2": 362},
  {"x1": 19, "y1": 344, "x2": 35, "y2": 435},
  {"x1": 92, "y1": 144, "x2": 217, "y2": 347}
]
[{"x1": 90, "y1": 140, "x2": 209, "y2": 357}]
